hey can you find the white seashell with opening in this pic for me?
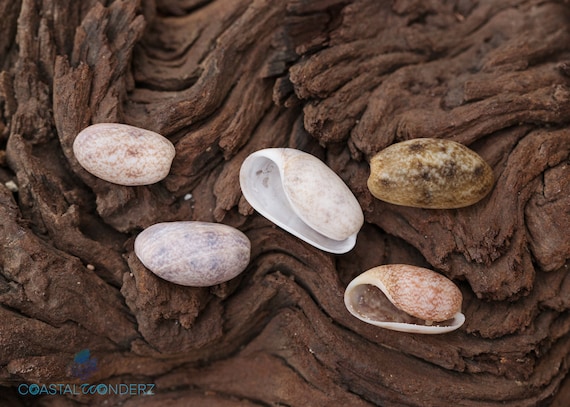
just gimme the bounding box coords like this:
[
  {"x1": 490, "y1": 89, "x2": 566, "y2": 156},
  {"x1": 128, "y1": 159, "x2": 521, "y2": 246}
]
[{"x1": 239, "y1": 148, "x2": 364, "y2": 254}]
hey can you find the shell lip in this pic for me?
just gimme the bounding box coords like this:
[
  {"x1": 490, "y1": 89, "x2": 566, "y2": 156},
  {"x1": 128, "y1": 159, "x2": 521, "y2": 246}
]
[
  {"x1": 239, "y1": 148, "x2": 358, "y2": 254},
  {"x1": 345, "y1": 309, "x2": 465, "y2": 334}
]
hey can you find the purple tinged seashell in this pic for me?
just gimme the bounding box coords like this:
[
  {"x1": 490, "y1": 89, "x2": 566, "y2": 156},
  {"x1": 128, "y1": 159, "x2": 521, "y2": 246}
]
[{"x1": 134, "y1": 221, "x2": 251, "y2": 286}]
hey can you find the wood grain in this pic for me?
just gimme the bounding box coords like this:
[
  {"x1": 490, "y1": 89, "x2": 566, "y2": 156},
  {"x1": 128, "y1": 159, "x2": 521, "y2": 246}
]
[{"x1": 0, "y1": 0, "x2": 569, "y2": 406}]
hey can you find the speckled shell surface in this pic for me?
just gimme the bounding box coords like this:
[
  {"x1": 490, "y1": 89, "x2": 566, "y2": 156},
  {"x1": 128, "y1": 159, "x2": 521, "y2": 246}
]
[
  {"x1": 367, "y1": 138, "x2": 494, "y2": 208},
  {"x1": 134, "y1": 221, "x2": 251, "y2": 287},
  {"x1": 239, "y1": 148, "x2": 364, "y2": 254},
  {"x1": 73, "y1": 123, "x2": 176, "y2": 186},
  {"x1": 344, "y1": 264, "x2": 464, "y2": 334}
]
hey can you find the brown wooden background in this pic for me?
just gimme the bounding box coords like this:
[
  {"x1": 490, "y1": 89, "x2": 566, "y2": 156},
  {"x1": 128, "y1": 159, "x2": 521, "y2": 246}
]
[{"x1": 1, "y1": 0, "x2": 569, "y2": 406}]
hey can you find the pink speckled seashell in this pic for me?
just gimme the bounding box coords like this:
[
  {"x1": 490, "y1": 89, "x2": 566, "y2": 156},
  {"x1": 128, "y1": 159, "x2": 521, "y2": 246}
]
[
  {"x1": 344, "y1": 265, "x2": 464, "y2": 334},
  {"x1": 73, "y1": 123, "x2": 175, "y2": 186}
]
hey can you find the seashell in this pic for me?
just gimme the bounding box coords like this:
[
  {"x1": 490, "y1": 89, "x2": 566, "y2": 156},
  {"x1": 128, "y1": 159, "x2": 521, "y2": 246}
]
[
  {"x1": 73, "y1": 123, "x2": 176, "y2": 186},
  {"x1": 367, "y1": 138, "x2": 494, "y2": 208},
  {"x1": 134, "y1": 221, "x2": 251, "y2": 286},
  {"x1": 239, "y1": 148, "x2": 364, "y2": 254},
  {"x1": 344, "y1": 264, "x2": 464, "y2": 334}
]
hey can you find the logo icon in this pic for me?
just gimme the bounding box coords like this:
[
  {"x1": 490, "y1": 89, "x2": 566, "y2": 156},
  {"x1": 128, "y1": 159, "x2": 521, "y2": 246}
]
[{"x1": 69, "y1": 349, "x2": 97, "y2": 381}]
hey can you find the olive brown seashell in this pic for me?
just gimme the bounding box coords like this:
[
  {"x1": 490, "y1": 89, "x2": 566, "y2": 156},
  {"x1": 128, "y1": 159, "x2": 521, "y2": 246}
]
[{"x1": 367, "y1": 138, "x2": 494, "y2": 209}]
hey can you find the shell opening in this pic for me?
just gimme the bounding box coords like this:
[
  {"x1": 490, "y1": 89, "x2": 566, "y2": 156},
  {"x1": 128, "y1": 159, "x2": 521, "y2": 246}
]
[{"x1": 346, "y1": 284, "x2": 424, "y2": 325}]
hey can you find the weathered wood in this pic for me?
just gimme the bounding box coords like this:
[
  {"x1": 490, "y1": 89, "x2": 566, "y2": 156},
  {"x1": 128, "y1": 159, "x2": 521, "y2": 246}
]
[{"x1": 1, "y1": 0, "x2": 569, "y2": 406}]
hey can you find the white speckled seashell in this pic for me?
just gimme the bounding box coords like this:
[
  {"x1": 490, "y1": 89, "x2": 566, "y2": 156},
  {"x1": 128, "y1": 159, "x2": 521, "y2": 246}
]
[
  {"x1": 344, "y1": 265, "x2": 464, "y2": 334},
  {"x1": 367, "y1": 138, "x2": 494, "y2": 209},
  {"x1": 73, "y1": 123, "x2": 176, "y2": 186},
  {"x1": 134, "y1": 221, "x2": 251, "y2": 287},
  {"x1": 239, "y1": 148, "x2": 364, "y2": 254}
]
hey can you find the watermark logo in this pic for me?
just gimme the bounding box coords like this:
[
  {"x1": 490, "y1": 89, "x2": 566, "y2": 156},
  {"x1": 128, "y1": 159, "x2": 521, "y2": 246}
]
[
  {"x1": 17, "y1": 383, "x2": 155, "y2": 396},
  {"x1": 69, "y1": 349, "x2": 97, "y2": 381},
  {"x1": 16, "y1": 349, "x2": 155, "y2": 397}
]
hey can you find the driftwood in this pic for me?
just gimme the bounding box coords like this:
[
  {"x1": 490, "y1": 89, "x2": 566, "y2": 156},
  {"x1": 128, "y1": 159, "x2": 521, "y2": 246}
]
[{"x1": 1, "y1": 0, "x2": 569, "y2": 406}]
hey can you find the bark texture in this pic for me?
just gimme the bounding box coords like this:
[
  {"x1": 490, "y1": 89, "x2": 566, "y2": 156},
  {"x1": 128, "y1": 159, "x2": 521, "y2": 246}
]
[{"x1": 1, "y1": 0, "x2": 569, "y2": 406}]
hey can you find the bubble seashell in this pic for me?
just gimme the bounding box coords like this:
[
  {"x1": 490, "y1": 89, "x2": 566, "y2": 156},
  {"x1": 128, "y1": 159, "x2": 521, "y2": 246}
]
[
  {"x1": 239, "y1": 148, "x2": 364, "y2": 254},
  {"x1": 73, "y1": 123, "x2": 176, "y2": 186},
  {"x1": 367, "y1": 138, "x2": 494, "y2": 208},
  {"x1": 134, "y1": 221, "x2": 251, "y2": 286},
  {"x1": 344, "y1": 264, "x2": 465, "y2": 334}
]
